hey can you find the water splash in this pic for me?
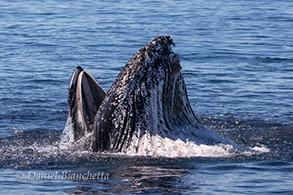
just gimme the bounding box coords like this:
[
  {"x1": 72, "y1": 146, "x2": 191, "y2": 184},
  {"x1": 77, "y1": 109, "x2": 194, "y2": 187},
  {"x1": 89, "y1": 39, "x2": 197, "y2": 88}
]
[
  {"x1": 58, "y1": 115, "x2": 269, "y2": 158},
  {"x1": 0, "y1": 116, "x2": 278, "y2": 170}
]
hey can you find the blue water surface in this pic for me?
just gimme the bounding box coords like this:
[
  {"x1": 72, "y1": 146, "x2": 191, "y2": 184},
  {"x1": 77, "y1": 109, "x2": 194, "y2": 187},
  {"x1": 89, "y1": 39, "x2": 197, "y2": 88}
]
[{"x1": 0, "y1": 0, "x2": 293, "y2": 194}]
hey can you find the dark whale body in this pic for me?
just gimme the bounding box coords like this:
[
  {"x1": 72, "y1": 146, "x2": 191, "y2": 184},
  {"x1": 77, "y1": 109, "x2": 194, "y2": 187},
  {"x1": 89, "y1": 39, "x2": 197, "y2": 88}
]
[{"x1": 65, "y1": 35, "x2": 235, "y2": 155}]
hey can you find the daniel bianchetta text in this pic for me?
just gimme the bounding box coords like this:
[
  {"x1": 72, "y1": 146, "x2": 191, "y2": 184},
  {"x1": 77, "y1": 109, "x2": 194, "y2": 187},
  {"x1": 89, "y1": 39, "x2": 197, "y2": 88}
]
[{"x1": 15, "y1": 171, "x2": 110, "y2": 180}]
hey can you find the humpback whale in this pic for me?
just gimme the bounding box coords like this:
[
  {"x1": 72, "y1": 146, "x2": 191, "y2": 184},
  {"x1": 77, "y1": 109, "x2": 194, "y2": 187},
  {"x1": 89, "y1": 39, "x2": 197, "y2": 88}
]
[{"x1": 63, "y1": 35, "x2": 237, "y2": 156}]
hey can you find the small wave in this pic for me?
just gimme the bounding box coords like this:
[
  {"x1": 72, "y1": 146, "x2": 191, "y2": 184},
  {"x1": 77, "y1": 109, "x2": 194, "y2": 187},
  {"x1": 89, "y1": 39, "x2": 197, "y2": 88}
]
[{"x1": 253, "y1": 57, "x2": 293, "y2": 64}]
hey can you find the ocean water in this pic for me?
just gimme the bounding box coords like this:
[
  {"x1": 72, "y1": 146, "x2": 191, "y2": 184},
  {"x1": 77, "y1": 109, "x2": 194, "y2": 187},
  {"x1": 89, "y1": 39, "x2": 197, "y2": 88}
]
[{"x1": 0, "y1": 0, "x2": 293, "y2": 194}]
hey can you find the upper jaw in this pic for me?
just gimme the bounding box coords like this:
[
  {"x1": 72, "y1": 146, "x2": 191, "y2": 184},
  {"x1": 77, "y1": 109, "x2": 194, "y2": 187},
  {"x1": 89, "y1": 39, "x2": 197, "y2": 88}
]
[{"x1": 68, "y1": 66, "x2": 84, "y2": 108}]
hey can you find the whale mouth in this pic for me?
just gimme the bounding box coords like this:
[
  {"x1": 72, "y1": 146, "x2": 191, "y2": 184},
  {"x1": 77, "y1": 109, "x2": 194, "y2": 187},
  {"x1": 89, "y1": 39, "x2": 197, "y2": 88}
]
[
  {"x1": 68, "y1": 66, "x2": 106, "y2": 141},
  {"x1": 65, "y1": 35, "x2": 237, "y2": 155}
]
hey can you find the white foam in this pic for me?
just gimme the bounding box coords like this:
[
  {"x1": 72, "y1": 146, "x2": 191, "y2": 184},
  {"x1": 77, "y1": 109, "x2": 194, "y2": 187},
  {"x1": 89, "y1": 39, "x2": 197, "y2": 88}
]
[
  {"x1": 59, "y1": 115, "x2": 93, "y2": 151},
  {"x1": 60, "y1": 116, "x2": 75, "y2": 146},
  {"x1": 124, "y1": 134, "x2": 241, "y2": 158},
  {"x1": 251, "y1": 146, "x2": 270, "y2": 153}
]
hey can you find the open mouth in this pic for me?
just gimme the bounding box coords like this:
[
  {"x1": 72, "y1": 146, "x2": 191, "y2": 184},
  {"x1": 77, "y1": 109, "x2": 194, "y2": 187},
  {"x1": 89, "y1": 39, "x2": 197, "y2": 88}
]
[{"x1": 68, "y1": 66, "x2": 106, "y2": 140}]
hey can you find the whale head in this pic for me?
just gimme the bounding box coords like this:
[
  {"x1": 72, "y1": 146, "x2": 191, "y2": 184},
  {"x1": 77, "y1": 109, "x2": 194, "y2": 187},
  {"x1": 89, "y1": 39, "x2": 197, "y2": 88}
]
[{"x1": 64, "y1": 35, "x2": 241, "y2": 156}]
